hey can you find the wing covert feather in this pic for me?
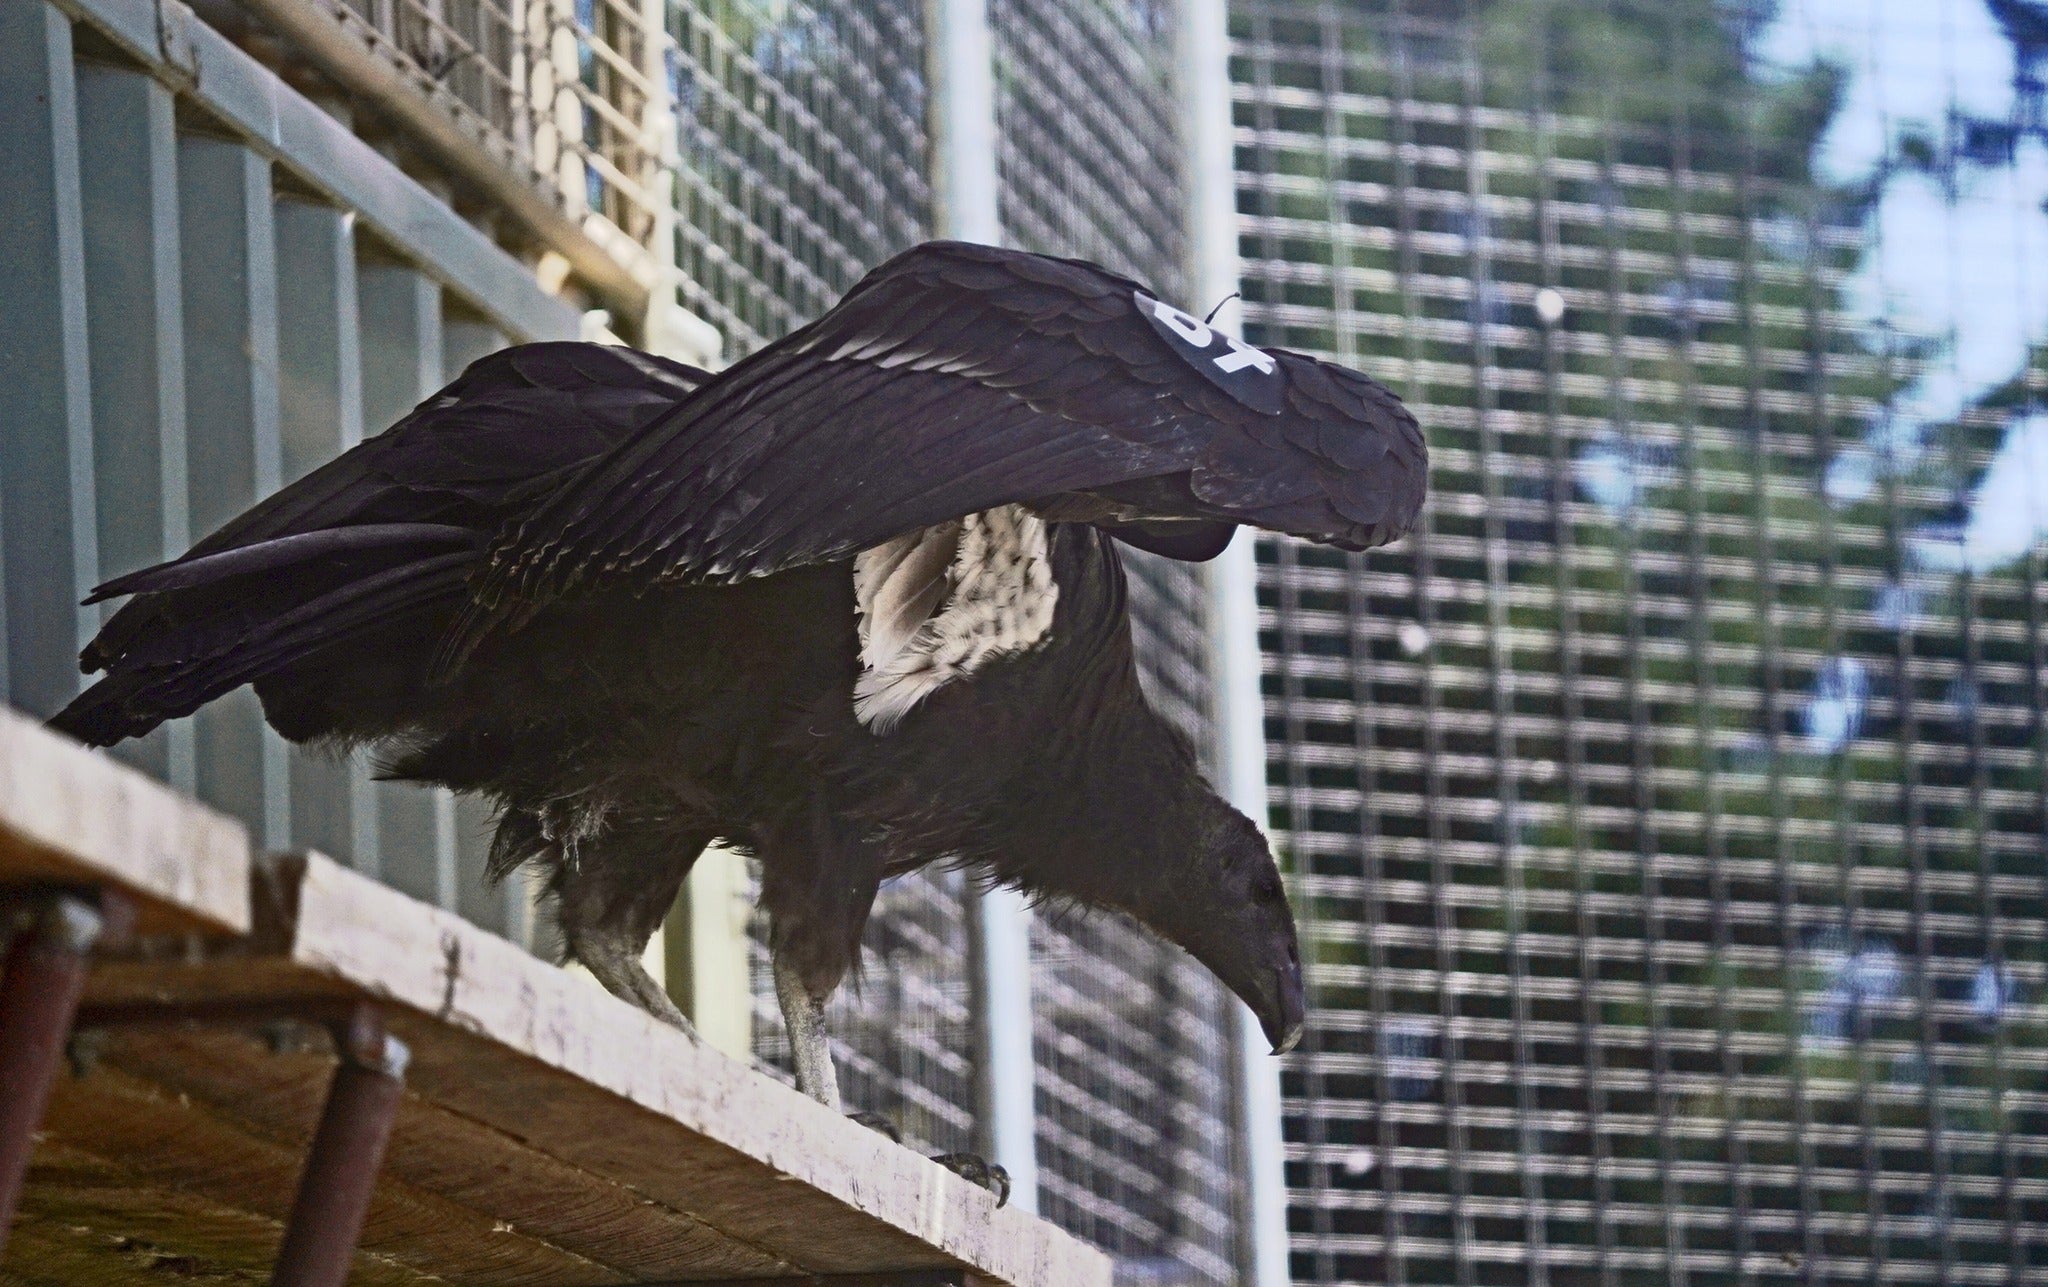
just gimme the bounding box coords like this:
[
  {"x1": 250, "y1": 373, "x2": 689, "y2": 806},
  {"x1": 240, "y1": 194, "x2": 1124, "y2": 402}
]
[{"x1": 456, "y1": 242, "x2": 1426, "y2": 657}]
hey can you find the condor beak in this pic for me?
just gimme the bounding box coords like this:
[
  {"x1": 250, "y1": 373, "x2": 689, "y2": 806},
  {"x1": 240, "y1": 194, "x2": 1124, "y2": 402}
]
[{"x1": 1261, "y1": 957, "x2": 1306, "y2": 1056}]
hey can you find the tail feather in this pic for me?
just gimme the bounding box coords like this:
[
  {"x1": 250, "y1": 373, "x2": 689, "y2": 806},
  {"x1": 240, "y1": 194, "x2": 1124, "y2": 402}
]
[
  {"x1": 54, "y1": 340, "x2": 705, "y2": 747},
  {"x1": 86, "y1": 523, "x2": 474, "y2": 604},
  {"x1": 52, "y1": 550, "x2": 476, "y2": 746}
]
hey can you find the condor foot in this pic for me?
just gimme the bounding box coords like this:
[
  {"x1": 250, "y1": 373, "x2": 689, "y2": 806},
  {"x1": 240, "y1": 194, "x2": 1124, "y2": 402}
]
[
  {"x1": 845, "y1": 1115, "x2": 1010, "y2": 1206},
  {"x1": 932, "y1": 1152, "x2": 1011, "y2": 1207},
  {"x1": 847, "y1": 1109, "x2": 901, "y2": 1141}
]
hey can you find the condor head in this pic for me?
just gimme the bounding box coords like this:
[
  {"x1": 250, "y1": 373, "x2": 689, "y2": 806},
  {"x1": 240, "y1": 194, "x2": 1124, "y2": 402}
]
[{"x1": 1118, "y1": 795, "x2": 1307, "y2": 1056}]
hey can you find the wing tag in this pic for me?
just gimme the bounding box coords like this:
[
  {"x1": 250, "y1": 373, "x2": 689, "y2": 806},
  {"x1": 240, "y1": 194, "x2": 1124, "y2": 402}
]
[{"x1": 1134, "y1": 292, "x2": 1286, "y2": 414}]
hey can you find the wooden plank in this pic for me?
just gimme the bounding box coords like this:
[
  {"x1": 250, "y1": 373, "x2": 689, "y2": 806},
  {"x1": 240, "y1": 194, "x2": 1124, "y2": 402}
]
[
  {"x1": 27, "y1": 1059, "x2": 458, "y2": 1285},
  {"x1": 273, "y1": 854, "x2": 1113, "y2": 1287},
  {"x1": 0, "y1": 730, "x2": 1105, "y2": 1284},
  {"x1": 682, "y1": 1274, "x2": 989, "y2": 1287},
  {"x1": 7, "y1": 1137, "x2": 310, "y2": 1286},
  {"x1": 0, "y1": 706, "x2": 249, "y2": 936},
  {"x1": 96, "y1": 1026, "x2": 792, "y2": 1281}
]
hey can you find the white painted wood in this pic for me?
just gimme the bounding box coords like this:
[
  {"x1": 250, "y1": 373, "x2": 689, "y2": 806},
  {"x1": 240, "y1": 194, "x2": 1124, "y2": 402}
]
[
  {"x1": 0, "y1": 704, "x2": 250, "y2": 936},
  {"x1": 280, "y1": 851, "x2": 1113, "y2": 1286}
]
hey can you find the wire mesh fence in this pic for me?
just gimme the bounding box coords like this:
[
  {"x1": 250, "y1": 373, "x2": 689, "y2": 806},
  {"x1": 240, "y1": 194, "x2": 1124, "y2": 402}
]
[
  {"x1": 1237, "y1": 0, "x2": 2048, "y2": 1281},
  {"x1": 663, "y1": 0, "x2": 930, "y2": 352},
  {"x1": 313, "y1": 0, "x2": 929, "y2": 352}
]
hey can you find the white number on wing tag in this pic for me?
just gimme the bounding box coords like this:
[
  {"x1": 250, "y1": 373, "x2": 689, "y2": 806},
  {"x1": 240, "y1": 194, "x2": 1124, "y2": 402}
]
[{"x1": 1134, "y1": 292, "x2": 1286, "y2": 413}]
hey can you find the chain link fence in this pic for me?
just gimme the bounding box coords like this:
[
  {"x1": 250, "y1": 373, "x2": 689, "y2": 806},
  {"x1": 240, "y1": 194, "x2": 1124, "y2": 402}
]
[{"x1": 1238, "y1": 0, "x2": 2048, "y2": 1281}]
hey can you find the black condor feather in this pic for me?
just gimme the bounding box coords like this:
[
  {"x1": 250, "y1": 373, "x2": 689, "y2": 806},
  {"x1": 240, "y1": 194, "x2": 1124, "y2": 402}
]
[
  {"x1": 443, "y1": 241, "x2": 1422, "y2": 669},
  {"x1": 53, "y1": 242, "x2": 1427, "y2": 1151}
]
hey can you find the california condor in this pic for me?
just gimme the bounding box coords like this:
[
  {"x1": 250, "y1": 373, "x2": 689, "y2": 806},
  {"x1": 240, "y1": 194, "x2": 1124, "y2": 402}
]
[{"x1": 54, "y1": 240, "x2": 1427, "y2": 1178}]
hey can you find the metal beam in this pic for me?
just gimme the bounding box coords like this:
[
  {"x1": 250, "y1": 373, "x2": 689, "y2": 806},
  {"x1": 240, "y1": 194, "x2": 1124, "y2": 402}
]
[
  {"x1": 356, "y1": 259, "x2": 460, "y2": 909},
  {"x1": 929, "y1": 0, "x2": 1038, "y2": 1216},
  {"x1": 926, "y1": 0, "x2": 1000, "y2": 246},
  {"x1": 1178, "y1": 1, "x2": 1291, "y2": 1283},
  {"x1": 0, "y1": 891, "x2": 125, "y2": 1255},
  {"x1": 275, "y1": 193, "x2": 374, "y2": 868},
  {"x1": 178, "y1": 133, "x2": 293, "y2": 850},
  {"x1": 270, "y1": 1006, "x2": 410, "y2": 1287}
]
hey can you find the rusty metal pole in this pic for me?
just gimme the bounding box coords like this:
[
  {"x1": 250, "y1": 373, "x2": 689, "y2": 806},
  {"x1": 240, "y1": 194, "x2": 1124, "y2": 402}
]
[
  {"x1": 0, "y1": 891, "x2": 119, "y2": 1256},
  {"x1": 270, "y1": 1005, "x2": 409, "y2": 1287}
]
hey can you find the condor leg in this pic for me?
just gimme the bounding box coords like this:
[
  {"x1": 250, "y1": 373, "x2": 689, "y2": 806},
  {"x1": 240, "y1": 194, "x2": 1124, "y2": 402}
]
[
  {"x1": 555, "y1": 824, "x2": 711, "y2": 1036},
  {"x1": 772, "y1": 948, "x2": 842, "y2": 1109}
]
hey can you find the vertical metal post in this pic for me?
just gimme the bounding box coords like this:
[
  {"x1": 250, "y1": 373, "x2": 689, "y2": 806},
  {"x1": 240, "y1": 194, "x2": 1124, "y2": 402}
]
[
  {"x1": 0, "y1": 1, "x2": 99, "y2": 719},
  {"x1": 275, "y1": 194, "x2": 371, "y2": 867},
  {"x1": 75, "y1": 60, "x2": 195, "y2": 794},
  {"x1": 928, "y1": 0, "x2": 1038, "y2": 1214},
  {"x1": 1179, "y1": 1, "x2": 1290, "y2": 1283},
  {"x1": 356, "y1": 259, "x2": 458, "y2": 908},
  {"x1": 0, "y1": 893, "x2": 117, "y2": 1255},
  {"x1": 964, "y1": 883, "x2": 1038, "y2": 1213},
  {"x1": 926, "y1": 0, "x2": 1000, "y2": 248},
  {"x1": 179, "y1": 133, "x2": 291, "y2": 849},
  {"x1": 441, "y1": 313, "x2": 505, "y2": 378},
  {"x1": 439, "y1": 312, "x2": 521, "y2": 936},
  {"x1": 270, "y1": 1007, "x2": 409, "y2": 1287}
]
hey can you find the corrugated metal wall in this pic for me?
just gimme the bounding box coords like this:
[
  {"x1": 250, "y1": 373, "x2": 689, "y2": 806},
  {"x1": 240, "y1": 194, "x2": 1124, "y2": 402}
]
[
  {"x1": 1236, "y1": 0, "x2": 2048, "y2": 1281},
  {"x1": 0, "y1": 0, "x2": 573, "y2": 942}
]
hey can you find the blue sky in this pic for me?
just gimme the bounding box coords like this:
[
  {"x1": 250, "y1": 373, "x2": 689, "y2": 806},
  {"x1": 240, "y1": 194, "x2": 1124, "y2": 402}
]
[{"x1": 1760, "y1": 0, "x2": 2048, "y2": 574}]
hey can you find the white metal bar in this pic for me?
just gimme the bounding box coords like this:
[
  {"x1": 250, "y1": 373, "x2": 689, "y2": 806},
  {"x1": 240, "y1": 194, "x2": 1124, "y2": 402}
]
[
  {"x1": 1209, "y1": 534, "x2": 1291, "y2": 1287},
  {"x1": 930, "y1": 0, "x2": 1037, "y2": 1215},
  {"x1": 926, "y1": 0, "x2": 1000, "y2": 246},
  {"x1": 1179, "y1": 1, "x2": 1290, "y2": 1283},
  {"x1": 968, "y1": 883, "x2": 1039, "y2": 1214}
]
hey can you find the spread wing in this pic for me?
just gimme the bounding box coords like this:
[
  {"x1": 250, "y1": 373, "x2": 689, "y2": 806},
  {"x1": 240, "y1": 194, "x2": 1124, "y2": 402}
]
[
  {"x1": 80, "y1": 342, "x2": 706, "y2": 675},
  {"x1": 451, "y1": 240, "x2": 1426, "y2": 660}
]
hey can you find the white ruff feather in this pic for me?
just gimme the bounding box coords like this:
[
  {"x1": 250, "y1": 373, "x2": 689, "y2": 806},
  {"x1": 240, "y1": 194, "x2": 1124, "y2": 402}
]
[{"x1": 852, "y1": 505, "x2": 1058, "y2": 733}]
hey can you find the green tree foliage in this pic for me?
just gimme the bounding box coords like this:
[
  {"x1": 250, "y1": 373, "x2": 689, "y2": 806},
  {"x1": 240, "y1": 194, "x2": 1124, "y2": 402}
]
[{"x1": 1243, "y1": 0, "x2": 2045, "y2": 1275}]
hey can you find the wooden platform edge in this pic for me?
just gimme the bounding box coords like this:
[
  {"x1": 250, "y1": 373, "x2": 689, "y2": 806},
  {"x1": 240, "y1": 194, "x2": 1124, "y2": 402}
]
[
  {"x1": 0, "y1": 706, "x2": 251, "y2": 937},
  {"x1": 273, "y1": 853, "x2": 1114, "y2": 1287}
]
